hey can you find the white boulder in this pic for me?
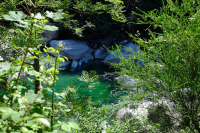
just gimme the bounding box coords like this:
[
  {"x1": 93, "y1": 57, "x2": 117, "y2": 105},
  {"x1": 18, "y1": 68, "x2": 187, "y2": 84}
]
[{"x1": 50, "y1": 39, "x2": 91, "y2": 60}]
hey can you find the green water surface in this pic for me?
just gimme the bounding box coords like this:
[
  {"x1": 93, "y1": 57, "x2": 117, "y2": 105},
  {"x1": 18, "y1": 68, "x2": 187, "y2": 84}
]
[{"x1": 55, "y1": 60, "x2": 125, "y2": 106}]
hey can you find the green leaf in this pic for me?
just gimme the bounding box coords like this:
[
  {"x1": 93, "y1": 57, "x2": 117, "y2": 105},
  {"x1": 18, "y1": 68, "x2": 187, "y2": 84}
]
[
  {"x1": 60, "y1": 122, "x2": 80, "y2": 132},
  {"x1": 43, "y1": 48, "x2": 47, "y2": 53},
  {"x1": 27, "y1": 70, "x2": 41, "y2": 77},
  {"x1": 0, "y1": 107, "x2": 19, "y2": 120},
  {"x1": 67, "y1": 122, "x2": 81, "y2": 130},
  {"x1": 8, "y1": 93, "x2": 21, "y2": 98},
  {"x1": 21, "y1": 127, "x2": 29, "y2": 133},
  {"x1": 33, "y1": 118, "x2": 50, "y2": 127},
  {"x1": 13, "y1": 85, "x2": 26, "y2": 91},
  {"x1": 53, "y1": 123, "x2": 61, "y2": 128},
  {"x1": 2, "y1": 61, "x2": 11, "y2": 72},
  {"x1": 45, "y1": 10, "x2": 64, "y2": 20},
  {"x1": 24, "y1": 90, "x2": 41, "y2": 104},
  {"x1": 3, "y1": 11, "x2": 27, "y2": 22},
  {"x1": 34, "y1": 13, "x2": 45, "y2": 19},
  {"x1": 25, "y1": 55, "x2": 37, "y2": 60},
  {"x1": 61, "y1": 123, "x2": 71, "y2": 132},
  {"x1": 44, "y1": 25, "x2": 58, "y2": 31}
]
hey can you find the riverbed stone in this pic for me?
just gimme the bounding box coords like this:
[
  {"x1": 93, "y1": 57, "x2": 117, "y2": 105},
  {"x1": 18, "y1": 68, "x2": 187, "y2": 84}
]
[
  {"x1": 50, "y1": 39, "x2": 91, "y2": 60},
  {"x1": 104, "y1": 42, "x2": 144, "y2": 66},
  {"x1": 71, "y1": 60, "x2": 78, "y2": 68},
  {"x1": 94, "y1": 49, "x2": 103, "y2": 59}
]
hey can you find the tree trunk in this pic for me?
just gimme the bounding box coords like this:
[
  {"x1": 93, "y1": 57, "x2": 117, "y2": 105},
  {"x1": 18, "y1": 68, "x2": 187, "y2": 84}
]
[{"x1": 31, "y1": 0, "x2": 40, "y2": 94}]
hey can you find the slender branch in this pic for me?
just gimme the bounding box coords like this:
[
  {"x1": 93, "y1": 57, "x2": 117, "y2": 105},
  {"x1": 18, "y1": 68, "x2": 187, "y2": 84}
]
[
  {"x1": 10, "y1": 26, "x2": 34, "y2": 108},
  {"x1": 51, "y1": 55, "x2": 58, "y2": 130},
  {"x1": 29, "y1": 0, "x2": 36, "y2": 8}
]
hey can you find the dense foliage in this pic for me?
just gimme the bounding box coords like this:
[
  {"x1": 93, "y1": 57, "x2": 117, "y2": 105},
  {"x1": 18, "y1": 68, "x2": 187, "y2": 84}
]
[
  {"x1": 111, "y1": 0, "x2": 200, "y2": 132},
  {"x1": 0, "y1": 0, "x2": 200, "y2": 132}
]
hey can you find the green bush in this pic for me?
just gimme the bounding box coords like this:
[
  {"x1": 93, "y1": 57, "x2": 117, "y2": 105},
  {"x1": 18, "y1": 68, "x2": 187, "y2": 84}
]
[{"x1": 111, "y1": 0, "x2": 200, "y2": 132}]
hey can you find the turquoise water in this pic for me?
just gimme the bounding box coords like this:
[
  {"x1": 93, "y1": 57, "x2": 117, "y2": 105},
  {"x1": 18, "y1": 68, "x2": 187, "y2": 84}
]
[{"x1": 55, "y1": 60, "x2": 125, "y2": 105}]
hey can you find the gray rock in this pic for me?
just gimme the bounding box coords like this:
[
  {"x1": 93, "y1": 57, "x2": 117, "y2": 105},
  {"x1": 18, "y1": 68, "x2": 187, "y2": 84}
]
[
  {"x1": 115, "y1": 99, "x2": 179, "y2": 130},
  {"x1": 78, "y1": 60, "x2": 82, "y2": 66},
  {"x1": 94, "y1": 48, "x2": 110, "y2": 60},
  {"x1": 50, "y1": 39, "x2": 91, "y2": 60},
  {"x1": 82, "y1": 48, "x2": 94, "y2": 60},
  {"x1": 94, "y1": 49, "x2": 103, "y2": 59},
  {"x1": 42, "y1": 22, "x2": 58, "y2": 40},
  {"x1": 97, "y1": 35, "x2": 113, "y2": 47},
  {"x1": 82, "y1": 58, "x2": 88, "y2": 63},
  {"x1": 71, "y1": 60, "x2": 78, "y2": 68},
  {"x1": 104, "y1": 42, "x2": 144, "y2": 66},
  {"x1": 119, "y1": 40, "x2": 129, "y2": 46}
]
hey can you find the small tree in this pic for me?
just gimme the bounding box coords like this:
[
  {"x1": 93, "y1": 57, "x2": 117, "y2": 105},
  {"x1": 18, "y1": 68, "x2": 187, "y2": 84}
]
[{"x1": 112, "y1": 0, "x2": 200, "y2": 132}]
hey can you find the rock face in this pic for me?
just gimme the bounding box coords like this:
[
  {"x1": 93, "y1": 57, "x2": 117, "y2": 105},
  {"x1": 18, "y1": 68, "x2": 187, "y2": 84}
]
[
  {"x1": 94, "y1": 47, "x2": 110, "y2": 60},
  {"x1": 104, "y1": 42, "x2": 144, "y2": 67},
  {"x1": 115, "y1": 99, "x2": 179, "y2": 131},
  {"x1": 82, "y1": 48, "x2": 94, "y2": 60},
  {"x1": 50, "y1": 39, "x2": 91, "y2": 60}
]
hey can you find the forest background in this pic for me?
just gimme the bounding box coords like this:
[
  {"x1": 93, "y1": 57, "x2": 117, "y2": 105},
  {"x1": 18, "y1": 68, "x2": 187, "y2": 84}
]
[{"x1": 0, "y1": 0, "x2": 200, "y2": 133}]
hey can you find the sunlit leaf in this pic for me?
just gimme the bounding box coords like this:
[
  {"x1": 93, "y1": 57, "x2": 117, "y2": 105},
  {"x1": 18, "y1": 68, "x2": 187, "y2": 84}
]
[
  {"x1": 34, "y1": 13, "x2": 45, "y2": 19},
  {"x1": 27, "y1": 70, "x2": 41, "y2": 77},
  {"x1": 3, "y1": 11, "x2": 27, "y2": 22},
  {"x1": 44, "y1": 25, "x2": 58, "y2": 31},
  {"x1": 13, "y1": 85, "x2": 26, "y2": 91},
  {"x1": 67, "y1": 122, "x2": 81, "y2": 130},
  {"x1": 61, "y1": 122, "x2": 71, "y2": 132},
  {"x1": 8, "y1": 93, "x2": 21, "y2": 98},
  {"x1": 2, "y1": 61, "x2": 11, "y2": 72},
  {"x1": 45, "y1": 10, "x2": 64, "y2": 20},
  {"x1": 34, "y1": 118, "x2": 50, "y2": 127},
  {"x1": 24, "y1": 90, "x2": 44, "y2": 104}
]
